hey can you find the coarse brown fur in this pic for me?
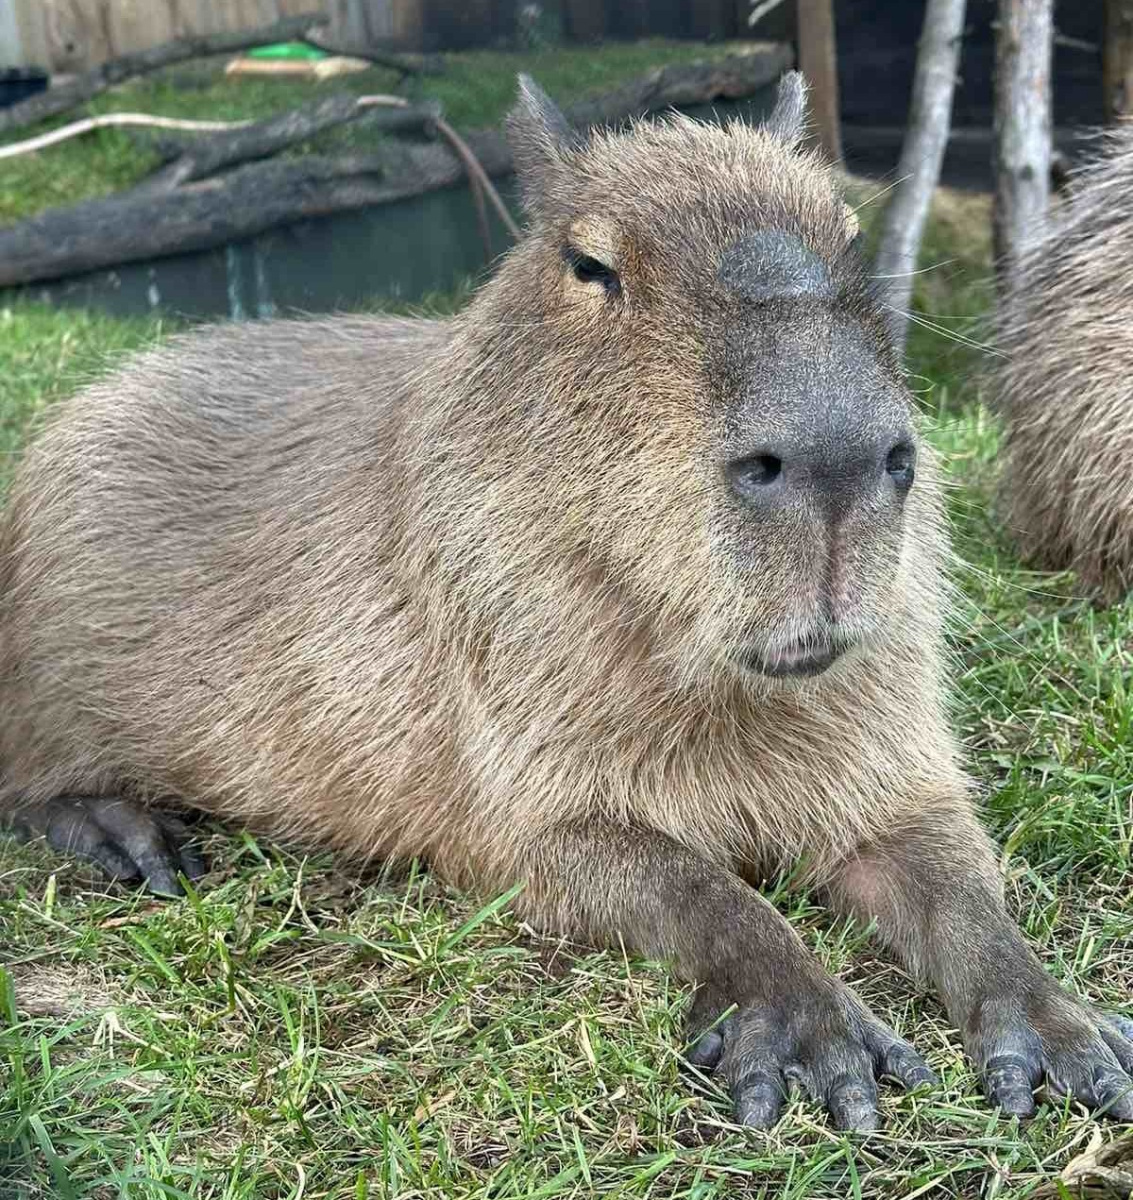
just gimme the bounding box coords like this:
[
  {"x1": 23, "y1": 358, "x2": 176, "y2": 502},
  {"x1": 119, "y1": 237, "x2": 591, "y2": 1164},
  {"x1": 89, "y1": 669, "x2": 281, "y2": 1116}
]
[
  {"x1": 993, "y1": 125, "x2": 1133, "y2": 602},
  {"x1": 0, "y1": 100, "x2": 961, "y2": 888},
  {"x1": 3, "y1": 75, "x2": 1132, "y2": 1129}
]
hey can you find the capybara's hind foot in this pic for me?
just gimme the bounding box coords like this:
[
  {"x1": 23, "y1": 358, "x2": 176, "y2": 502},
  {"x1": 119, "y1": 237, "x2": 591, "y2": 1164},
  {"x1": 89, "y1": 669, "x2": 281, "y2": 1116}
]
[{"x1": 7, "y1": 796, "x2": 205, "y2": 897}]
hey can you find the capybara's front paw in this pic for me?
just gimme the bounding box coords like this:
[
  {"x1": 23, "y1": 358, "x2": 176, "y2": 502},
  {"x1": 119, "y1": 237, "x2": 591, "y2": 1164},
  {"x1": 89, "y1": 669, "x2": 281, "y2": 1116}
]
[
  {"x1": 685, "y1": 979, "x2": 936, "y2": 1131},
  {"x1": 967, "y1": 983, "x2": 1133, "y2": 1120},
  {"x1": 7, "y1": 796, "x2": 205, "y2": 897}
]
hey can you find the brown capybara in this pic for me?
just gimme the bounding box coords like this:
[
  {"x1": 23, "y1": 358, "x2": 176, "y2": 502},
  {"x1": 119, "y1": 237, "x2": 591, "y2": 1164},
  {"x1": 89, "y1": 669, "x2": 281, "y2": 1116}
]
[
  {"x1": 3, "y1": 73, "x2": 1132, "y2": 1130},
  {"x1": 994, "y1": 125, "x2": 1133, "y2": 601}
]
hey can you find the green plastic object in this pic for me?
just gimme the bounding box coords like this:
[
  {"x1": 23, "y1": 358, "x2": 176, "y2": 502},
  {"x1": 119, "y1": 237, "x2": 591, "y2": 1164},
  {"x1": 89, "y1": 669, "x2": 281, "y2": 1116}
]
[{"x1": 247, "y1": 42, "x2": 327, "y2": 61}]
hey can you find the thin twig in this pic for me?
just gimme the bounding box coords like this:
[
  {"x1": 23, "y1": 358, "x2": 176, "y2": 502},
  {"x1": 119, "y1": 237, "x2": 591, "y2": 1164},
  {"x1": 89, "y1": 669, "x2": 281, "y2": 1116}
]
[{"x1": 433, "y1": 116, "x2": 522, "y2": 242}]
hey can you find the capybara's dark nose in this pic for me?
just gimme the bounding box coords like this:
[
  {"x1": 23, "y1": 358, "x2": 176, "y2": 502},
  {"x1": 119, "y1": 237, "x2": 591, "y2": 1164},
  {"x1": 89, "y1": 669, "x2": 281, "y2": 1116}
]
[{"x1": 726, "y1": 434, "x2": 916, "y2": 512}]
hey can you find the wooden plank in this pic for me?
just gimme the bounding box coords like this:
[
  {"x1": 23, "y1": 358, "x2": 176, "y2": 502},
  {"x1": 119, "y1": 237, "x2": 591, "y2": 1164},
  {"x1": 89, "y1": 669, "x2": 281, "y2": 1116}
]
[
  {"x1": 391, "y1": 0, "x2": 425, "y2": 50},
  {"x1": 36, "y1": 0, "x2": 328, "y2": 71},
  {"x1": 175, "y1": 0, "x2": 211, "y2": 37},
  {"x1": 43, "y1": 0, "x2": 113, "y2": 72},
  {"x1": 232, "y1": 0, "x2": 283, "y2": 32},
  {"x1": 0, "y1": 0, "x2": 51, "y2": 67},
  {"x1": 105, "y1": 0, "x2": 178, "y2": 59},
  {"x1": 607, "y1": 0, "x2": 651, "y2": 39},
  {"x1": 425, "y1": 0, "x2": 502, "y2": 50},
  {"x1": 687, "y1": 0, "x2": 737, "y2": 40},
  {"x1": 325, "y1": 0, "x2": 368, "y2": 45},
  {"x1": 362, "y1": 0, "x2": 394, "y2": 40}
]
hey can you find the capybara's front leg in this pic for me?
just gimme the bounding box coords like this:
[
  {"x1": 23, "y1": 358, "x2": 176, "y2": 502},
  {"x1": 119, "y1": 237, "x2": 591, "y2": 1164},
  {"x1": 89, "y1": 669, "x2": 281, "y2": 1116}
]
[
  {"x1": 516, "y1": 820, "x2": 934, "y2": 1131},
  {"x1": 827, "y1": 805, "x2": 1133, "y2": 1119}
]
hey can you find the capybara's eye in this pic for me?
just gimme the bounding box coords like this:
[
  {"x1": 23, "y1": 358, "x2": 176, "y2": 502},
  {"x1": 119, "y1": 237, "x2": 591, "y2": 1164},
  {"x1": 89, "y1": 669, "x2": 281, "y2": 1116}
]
[
  {"x1": 885, "y1": 442, "x2": 917, "y2": 491},
  {"x1": 563, "y1": 247, "x2": 621, "y2": 297}
]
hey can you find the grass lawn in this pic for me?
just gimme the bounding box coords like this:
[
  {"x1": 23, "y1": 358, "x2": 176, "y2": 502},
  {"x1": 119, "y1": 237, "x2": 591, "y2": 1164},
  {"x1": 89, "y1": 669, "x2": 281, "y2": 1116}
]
[{"x1": 2, "y1": 48, "x2": 1133, "y2": 1200}]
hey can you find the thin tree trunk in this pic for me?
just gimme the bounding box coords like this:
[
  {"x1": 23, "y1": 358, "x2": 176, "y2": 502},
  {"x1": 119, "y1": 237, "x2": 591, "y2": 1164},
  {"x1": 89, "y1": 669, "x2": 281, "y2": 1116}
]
[
  {"x1": 873, "y1": 0, "x2": 968, "y2": 355},
  {"x1": 796, "y1": 0, "x2": 842, "y2": 162},
  {"x1": 993, "y1": 0, "x2": 1053, "y2": 291},
  {"x1": 1104, "y1": 0, "x2": 1133, "y2": 122}
]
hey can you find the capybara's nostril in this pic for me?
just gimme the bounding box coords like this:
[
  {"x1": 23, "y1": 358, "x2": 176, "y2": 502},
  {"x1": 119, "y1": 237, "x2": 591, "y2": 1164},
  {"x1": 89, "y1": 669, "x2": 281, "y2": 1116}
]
[
  {"x1": 728, "y1": 453, "x2": 784, "y2": 502},
  {"x1": 884, "y1": 441, "x2": 916, "y2": 493}
]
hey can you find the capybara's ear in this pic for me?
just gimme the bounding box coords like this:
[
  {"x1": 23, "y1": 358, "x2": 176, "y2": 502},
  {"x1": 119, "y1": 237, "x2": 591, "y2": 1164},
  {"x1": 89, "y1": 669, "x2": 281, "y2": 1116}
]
[
  {"x1": 507, "y1": 74, "x2": 575, "y2": 215},
  {"x1": 762, "y1": 71, "x2": 808, "y2": 149}
]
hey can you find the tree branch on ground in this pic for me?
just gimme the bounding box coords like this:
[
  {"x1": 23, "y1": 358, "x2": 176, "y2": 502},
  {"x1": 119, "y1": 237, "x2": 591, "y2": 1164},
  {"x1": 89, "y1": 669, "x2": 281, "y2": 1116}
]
[
  {"x1": 561, "y1": 45, "x2": 793, "y2": 126},
  {"x1": 0, "y1": 155, "x2": 405, "y2": 288},
  {"x1": 301, "y1": 27, "x2": 444, "y2": 76},
  {"x1": 136, "y1": 95, "x2": 441, "y2": 192}
]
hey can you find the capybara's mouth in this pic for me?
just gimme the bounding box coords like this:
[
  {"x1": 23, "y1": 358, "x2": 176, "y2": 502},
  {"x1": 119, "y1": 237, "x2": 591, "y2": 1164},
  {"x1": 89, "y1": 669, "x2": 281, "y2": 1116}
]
[{"x1": 737, "y1": 637, "x2": 847, "y2": 678}]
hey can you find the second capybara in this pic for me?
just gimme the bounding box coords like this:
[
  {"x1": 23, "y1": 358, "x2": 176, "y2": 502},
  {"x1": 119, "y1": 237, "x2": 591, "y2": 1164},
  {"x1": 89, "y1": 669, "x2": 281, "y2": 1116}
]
[{"x1": 994, "y1": 124, "x2": 1133, "y2": 601}]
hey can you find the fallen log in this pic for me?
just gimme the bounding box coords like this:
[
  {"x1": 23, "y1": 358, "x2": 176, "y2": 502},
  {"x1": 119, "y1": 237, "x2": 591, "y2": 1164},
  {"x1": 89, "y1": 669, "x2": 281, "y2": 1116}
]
[
  {"x1": 0, "y1": 14, "x2": 325, "y2": 135},
  {"x1": 0, "y1": 46, "x2": 792, "y2": 289},
  {"x1": 0, "y1": 155, "x2": 402, "y2": 287},
  {"x1": 0, "y1": 136, "x2": 513, "y2": 287},
  {"x1": 563, "y1": 44, "x2": 794, "y2": 125}
]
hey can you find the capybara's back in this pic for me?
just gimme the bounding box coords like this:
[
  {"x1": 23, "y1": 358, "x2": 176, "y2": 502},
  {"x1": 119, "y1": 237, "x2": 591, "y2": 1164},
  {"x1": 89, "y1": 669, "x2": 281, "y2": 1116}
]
[
  {"x1": 994, "y1": 125, "x2": 1133, "y2": 600},
  {"x1": 0, "y1": 315, "x2": 478, "y2": 873}
]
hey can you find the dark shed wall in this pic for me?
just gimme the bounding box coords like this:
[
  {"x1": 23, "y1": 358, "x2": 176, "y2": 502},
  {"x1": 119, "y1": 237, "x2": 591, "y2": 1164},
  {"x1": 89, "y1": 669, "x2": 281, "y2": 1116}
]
[
  {"x1": 549, "y1": 0, "x2": 1106, "y2": 130},
  {"x1": 837, "y1": 0, "x2": 1105, "y2": 128}
]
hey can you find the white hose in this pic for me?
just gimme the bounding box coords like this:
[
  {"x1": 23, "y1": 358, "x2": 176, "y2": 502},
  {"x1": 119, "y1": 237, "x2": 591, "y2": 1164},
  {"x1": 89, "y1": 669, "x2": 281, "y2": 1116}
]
[
  {"x1": 0, "y1": 95, "x2": 409, "y2": 161},
  {"x1": 0, "y1": 112, "x2": 253, "y2": 160}
]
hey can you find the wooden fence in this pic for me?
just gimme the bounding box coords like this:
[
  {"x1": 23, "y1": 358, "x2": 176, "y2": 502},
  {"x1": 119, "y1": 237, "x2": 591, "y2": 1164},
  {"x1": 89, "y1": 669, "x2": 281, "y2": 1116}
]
[
  {"x1": 560, "y1": 0, "x2": 792, "y2": 44},
  {"x1": 3, "y1": 1, "x2": 430, "y2": 71},
  {"x1": 0, "y1": 0, "x2": 794, "y2": 70}
]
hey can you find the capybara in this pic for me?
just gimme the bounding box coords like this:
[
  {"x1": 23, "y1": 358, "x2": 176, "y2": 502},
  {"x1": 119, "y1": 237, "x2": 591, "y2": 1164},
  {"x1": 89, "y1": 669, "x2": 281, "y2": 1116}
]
[
  {"x1": 3, "y1": 74, "x2": 1132, "y2": 1130},
  {"x1": 994, "y1": 124, "x2": 1133, "y2": 601}
]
